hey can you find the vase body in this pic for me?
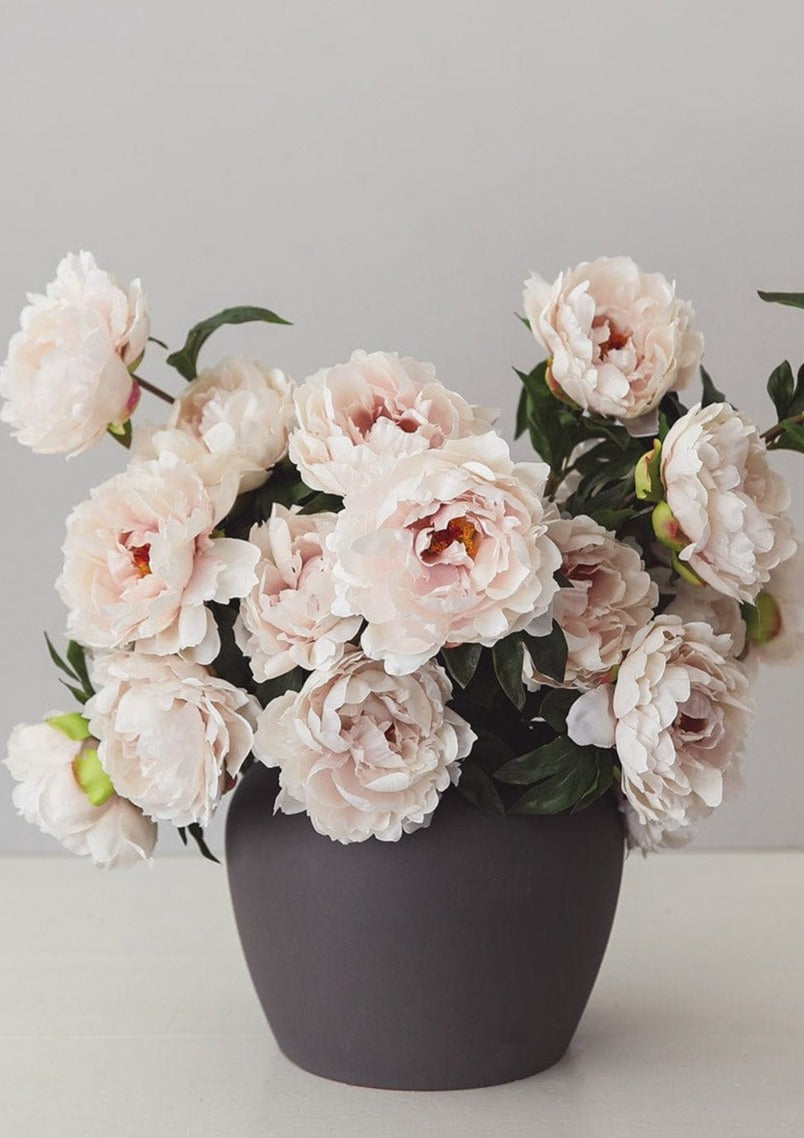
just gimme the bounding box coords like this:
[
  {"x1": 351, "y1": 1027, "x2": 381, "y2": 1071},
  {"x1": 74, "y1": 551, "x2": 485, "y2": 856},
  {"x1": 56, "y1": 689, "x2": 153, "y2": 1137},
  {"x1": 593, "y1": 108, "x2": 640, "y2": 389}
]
[{"x1": 226, "y1": 763, "x2": 624, "y2": 1091}]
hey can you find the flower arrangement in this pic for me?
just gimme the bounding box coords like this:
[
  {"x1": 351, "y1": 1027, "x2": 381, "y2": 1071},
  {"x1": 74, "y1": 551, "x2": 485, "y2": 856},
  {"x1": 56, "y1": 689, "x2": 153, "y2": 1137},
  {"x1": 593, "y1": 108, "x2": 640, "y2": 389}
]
[{"x1": 3, "y1": 252, "x2": 802, "y2": 865}]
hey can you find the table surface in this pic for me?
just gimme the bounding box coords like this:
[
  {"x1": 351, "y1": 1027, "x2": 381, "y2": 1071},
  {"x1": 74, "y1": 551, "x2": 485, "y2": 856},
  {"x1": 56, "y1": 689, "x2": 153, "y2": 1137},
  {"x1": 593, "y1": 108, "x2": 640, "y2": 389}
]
[{"x1": 1, "y1": 851, "x2": 802, "y2": 1138}]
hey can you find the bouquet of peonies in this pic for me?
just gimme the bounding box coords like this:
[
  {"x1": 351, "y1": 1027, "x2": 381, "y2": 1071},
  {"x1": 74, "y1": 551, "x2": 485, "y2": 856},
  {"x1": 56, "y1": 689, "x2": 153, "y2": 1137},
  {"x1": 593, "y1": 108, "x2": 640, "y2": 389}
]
[{"x1": 3, "y1": 252, "x2": 802, "y2": 867}]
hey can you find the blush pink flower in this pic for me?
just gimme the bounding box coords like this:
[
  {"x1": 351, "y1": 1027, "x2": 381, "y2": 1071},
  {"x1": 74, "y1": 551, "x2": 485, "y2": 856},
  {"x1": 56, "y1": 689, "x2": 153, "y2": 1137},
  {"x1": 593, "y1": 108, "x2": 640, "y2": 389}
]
[
  {"x1": 57, "y1": 452, "x2": 259, "y2": 664},
  {"x1": 0, "y1": 251, "x2": 148, "y2": 455},
  {"x1": 568, "y1": 615, "x2": 754, "y2": 848},
  {"x1": 524, "y1": 256, "x2": 702, "y2": 429},
  {"x1": 234, "y1": 506, "x2": 362, "y2": 681},
  {"x1": 4, "y1": 713, "x2": 156, "y2": 868},
  {"x1": 660, "y1": 403, "x2": 796, "y2": 601},
  {"x1": 253, "y1": 648, "x2": 475, "y2": 843},
  {"x1": 288, "y1": 349, "x2": 497, "y2": 495},
  {"x1": 329, "y1": 433, "x2": 562, "y2": 674},
  {"x1": 524, "y1": 514, "x2": 658, "y2": 690},
  {"x1": 87, "y1": 652, "x2": 258, "y2": 829},
  {"x1": 166, "y1": 355, "x2": 295, "y2": 492}
]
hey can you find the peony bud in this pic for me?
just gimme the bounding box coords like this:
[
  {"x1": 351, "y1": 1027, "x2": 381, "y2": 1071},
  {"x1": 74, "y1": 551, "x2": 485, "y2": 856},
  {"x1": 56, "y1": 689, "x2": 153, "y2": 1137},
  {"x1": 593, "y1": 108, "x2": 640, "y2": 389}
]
[
  {"x1": 651, "y1": 500, "x2": 687, "y2": 553},
  {"x1": 635, "y1": 439, "x2": 663, "y2": 502},
  {"x1": 742, "y1": 592, "x2": 783, "y2": 646},
  {"x1": 72, "y1": 746, "x2": 115, "y2": 807}
]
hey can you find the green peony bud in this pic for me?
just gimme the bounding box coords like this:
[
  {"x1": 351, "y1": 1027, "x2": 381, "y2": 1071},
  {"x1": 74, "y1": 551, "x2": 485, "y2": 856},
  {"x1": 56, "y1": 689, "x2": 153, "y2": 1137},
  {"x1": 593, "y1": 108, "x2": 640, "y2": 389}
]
[
  {"x1": 651, "y1": 500, "x2": 687, "y2": 554},
  {"x1": 671, "y1": 551, "x2": 705, "y2": 586},
  {"x1": 742, "y1": 592, "x2": 783, "y2": 645},
  {"x1": 72, "y1": 747, "x2": 115, "y2": 807},
  {"x1": 46, "y1": 712, "x2": 92, "y2": 742},
  {"x1": 635, "y1": 439, "x2": 663, "y2": 502}
]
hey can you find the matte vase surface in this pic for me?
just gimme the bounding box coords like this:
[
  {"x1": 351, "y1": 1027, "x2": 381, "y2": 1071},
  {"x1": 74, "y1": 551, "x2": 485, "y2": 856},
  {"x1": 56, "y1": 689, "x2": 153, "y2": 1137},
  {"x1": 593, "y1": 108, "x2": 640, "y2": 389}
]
[{"x1": 226, "y1": 763, "x2": 625, "y2": 1091}]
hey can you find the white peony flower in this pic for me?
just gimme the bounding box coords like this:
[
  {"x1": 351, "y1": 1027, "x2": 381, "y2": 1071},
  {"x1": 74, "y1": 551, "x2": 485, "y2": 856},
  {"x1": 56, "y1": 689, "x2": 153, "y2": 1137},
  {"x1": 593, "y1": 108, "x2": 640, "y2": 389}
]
[
  {"x1": 253, "y1": 648, "x2": 475, "y2": 843},
  {"x1": 524, "y1": 256, "x2": 703, "y2": 428},
  {"x1": 746, "y1": 540, "x2": 804, "y2": 664},
  {"x1": 0, "y1": 251, "x2": 148, "y2": 455},
  {"x1": 57, "y1": 451, "x2": 259, "y2": 664},
  {"x1": 524, "y1": 515, "x2": 658, "y2": 690},
  {"x1": 234, "y1": 506, "x2": 361, "y2": 681},
  {"x1": 568, "y1": 615, "x2": 754, "y2": 847},
  {"x1": 87, "y1": 652, "x2": 258, "y2": 828},
  {"x1": 165, "y1": 355, "x2": 295, "y2": 492},
  {"x1": 4, "y1": 713, "x2": 156, "y2": 868},
  {"x1": 329, "y1": 433, "x2": 562, "y2": 675},
  {"x1": 288, "y1": 349, "x2": 497, "y2": 495},
  {"x1": 661, "y1": 402, "x2": 796, "y2": 601},
  {"x1": 666, "y1": 579, "x2": 747, "y2": 658}
]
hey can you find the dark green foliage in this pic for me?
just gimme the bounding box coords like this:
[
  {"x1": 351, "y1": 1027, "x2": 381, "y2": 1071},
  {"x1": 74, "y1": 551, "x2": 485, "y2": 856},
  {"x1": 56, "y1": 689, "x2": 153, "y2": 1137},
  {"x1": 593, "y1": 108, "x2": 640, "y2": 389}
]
[
  {"x1": 456, "y1": 764, "x2": 505, "y2": 815},
  {"x1": 44, "y1": 634, "x2": 94, "y2": 705},
  {"x1": 700, "y1": 365, "x2": 725, "y2": 406},
  {"x1": 441, "y1": 643, "x2": 483, "y2": 689},
  {"x1": 758, "y1": 290, "x2": 804, "y2": 310},
  {"x1": 166, "y1": 306, "x2": 291, "y2": 380}
]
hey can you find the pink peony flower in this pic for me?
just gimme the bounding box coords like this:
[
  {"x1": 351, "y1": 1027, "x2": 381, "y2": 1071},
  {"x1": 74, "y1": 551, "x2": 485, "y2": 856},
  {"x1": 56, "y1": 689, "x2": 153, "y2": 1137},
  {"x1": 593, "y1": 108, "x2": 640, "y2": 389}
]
[
  {"x1": 87, "y1": 652, "x2": 258, "y2": 829},
  {"x1": 568, "y1": 615, "x2": 754, "y2": 848},
  {"x1": 524, "y1": 514, "x2": 658, "y2": 690},
  {"x1": 661, "y1": 402, "x2": 796, "y2": 601},
  {"x1": 288, "y1": 349, "x2": 497, "y2": 495},
  {"x1": 328, "y1": 433, "x2": 562, "y2": 675},
  {"x1": 0, "y1": 251, "x2": 148, "y2": 454},
  {"x1": 165, "y1": 355, "x2": 295, "y2": 492},
  {"x1": 57, "y1": 451, "x2": 259, "y2": 664},
  {"x1": 234, "y1": 506, "x2": 362, "y2": 681},
  {"x1": 524, "y1": 256, "x2": 702, "y2": 429},
  {"x1": 253, "y1": 648, "x2": 475, "y2": 843},
  {"x1": 4, "y1": 713, "x2": 156, "y2": 868}
]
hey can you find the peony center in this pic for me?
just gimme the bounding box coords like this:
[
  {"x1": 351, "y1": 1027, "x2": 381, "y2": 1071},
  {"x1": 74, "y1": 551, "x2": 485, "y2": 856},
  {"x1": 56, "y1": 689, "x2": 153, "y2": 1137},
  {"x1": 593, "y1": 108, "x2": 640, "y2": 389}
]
[
  {"x1": 121, "y1": 533, "x2": 152, "y2": 578},
  {"x1": 594, "y1": 315, "x2": 630, "y2": 356},
  {"x1": 422, "y1": 516, "x2": 480, "y2": 562}
]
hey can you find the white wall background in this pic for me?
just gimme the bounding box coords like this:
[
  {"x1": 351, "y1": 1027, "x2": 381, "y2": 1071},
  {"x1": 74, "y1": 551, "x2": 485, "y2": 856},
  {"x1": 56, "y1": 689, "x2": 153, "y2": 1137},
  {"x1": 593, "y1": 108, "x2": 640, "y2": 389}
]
[{"x1": 1, "y1": 0, "x2": 803, "y2": 853}]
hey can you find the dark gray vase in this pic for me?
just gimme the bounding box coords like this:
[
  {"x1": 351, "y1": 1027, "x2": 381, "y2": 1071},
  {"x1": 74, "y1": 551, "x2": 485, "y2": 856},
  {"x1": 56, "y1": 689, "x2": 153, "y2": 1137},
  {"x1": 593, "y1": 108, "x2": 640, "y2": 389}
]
[{"x1": 225, "y1": 763, "x2": 625, "y2": 1091}]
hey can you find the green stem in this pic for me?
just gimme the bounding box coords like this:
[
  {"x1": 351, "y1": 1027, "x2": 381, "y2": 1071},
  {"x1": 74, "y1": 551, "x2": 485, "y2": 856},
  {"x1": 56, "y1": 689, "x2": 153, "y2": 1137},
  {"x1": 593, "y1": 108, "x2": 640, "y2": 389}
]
[
  {"x1": 761, "y1": 410, "x2": 804, "y2": 444},
  {"x1": 133, "y1": 374, "x2": 175, "y2": 405}
]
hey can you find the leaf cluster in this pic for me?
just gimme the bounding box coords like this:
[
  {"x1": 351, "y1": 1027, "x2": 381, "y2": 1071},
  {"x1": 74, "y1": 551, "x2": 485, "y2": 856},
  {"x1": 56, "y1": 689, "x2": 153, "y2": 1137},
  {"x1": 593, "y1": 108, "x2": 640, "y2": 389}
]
[{"x1": 44, "y1": 635, "x2": 95, "y2": 705}]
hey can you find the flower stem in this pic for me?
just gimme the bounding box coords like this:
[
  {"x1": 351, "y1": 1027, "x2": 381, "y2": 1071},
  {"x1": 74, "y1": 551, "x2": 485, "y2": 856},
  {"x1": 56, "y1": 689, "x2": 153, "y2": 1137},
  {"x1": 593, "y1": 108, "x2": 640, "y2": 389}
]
[
  {"x1": 132, "y1": 375, "x2": 175, "y2": 405},
  {"x1": 761, "y1": 410, "x2": 804, "y2": 444}
]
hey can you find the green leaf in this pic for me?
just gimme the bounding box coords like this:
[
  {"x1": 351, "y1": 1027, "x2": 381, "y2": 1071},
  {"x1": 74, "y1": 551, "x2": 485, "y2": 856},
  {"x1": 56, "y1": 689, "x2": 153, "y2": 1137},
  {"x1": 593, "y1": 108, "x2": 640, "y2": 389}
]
[
  {"x1": 177, "y1": 826, "x2": 188, "y2": 847},
  {"x1": 571, "y1": 753, "x2": 616, "y2": 813},
  {"x1": 297, "y1": 491, "x2": 344, "y2": 515},
  {"x1": 514, "y1": 383, "x2": 529, "y2": 440},
  {"x1": 107, "y1": 419, "x2": 133, "y2": 448},
  {"x1": 492, "y1": 636, "x2": 526, "y2": 710},
  {"x1": 495, "y1": 736, "x2": 579, "y2": 785},
  {"x1": 255, "y1": 666, "x2": 308, "y2": 708},
  {"x1": 457, "y1": 763, "x2": 505, "y2": 814},
  {"x1": 148, "y1": 335, "x2": 169, "y2": 349},
  {"x1": 44, "y1": 633, "x2": 76, "y2": 680},
  {"x1": 59, "y1": 679, "x2": 89, "y2": 705},
  {"x1": 758, "y1": 290, "x2": 804, "y2": 310},
  {"x1": 186, "y1": 823, "x2": 220, "y2": 864},
  {"x1": 66, "y1": 641, "x2": 94, "y2": 698},
  {"x1": 538, "y1": 688, "x2": 580, "y2": 733},
  {"x1": 700, "y1": 365, "x2": 725, "y2": 407},
  {"x1": 441, "y1": 643, "x2": 483, "y2": 689},
  {"x1": 166, "y1": 306, "x2": 291, "y2": 380},
  {"x1": 521, "y1": 621, "x2": 568, "y2": 684},
  {"x1": 46, "y1": 712, "x2": 91, "y2": 742},
  {"x1": 767, "y1": 360, "x2": 795, "y2": 419},
  {"x1": 507, "y1": 743, "x2": 604, "y2": 814},
  {"x1": 773, "y1": 421, "x2": 804, "y2": 454}
]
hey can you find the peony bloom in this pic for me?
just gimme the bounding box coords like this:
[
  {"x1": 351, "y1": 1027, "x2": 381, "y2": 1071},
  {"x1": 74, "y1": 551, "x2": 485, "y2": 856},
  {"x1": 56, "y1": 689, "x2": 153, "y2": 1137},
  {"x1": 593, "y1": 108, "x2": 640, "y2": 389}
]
[
  {"x1": 0, "y1": 251, "x2": 148, "y2": 455},
  {"x1": 87, "y1": 652, "x2": 258, "y2": 829},
  {"x1": 165, "y1": 355, "x2": 295, "y2": 492},
  {"x1": 660, "y1": 402, "x2": 796, "y2": 601},
  {"x1": 524, "y1": 514, "x2": 658, "y2": 690},
  {"x1": 524, "y1": 256, "x2": 703, "y2": 429},
  {"x1": 253, "y1": 648, "x2": 475, "y2": 843},
  {"x1": 329, "y1": 433, "x2": 562, "y2": 675},
  {"x1": 667, "y1": 579, "x2": 747, "y2": 659},
  {"x1": 234, "y1": 506, "x2": 361, "y2": 681},
  {"x1": 4, "y1": 714, "x2": 156, "y2": 868},
  {"x1": 568, "y1": 615, "x2": 754, "y2": 847},
  {"x1": 746, "y1": 540, "x2": 804, "y2": 664},
  {"x1": 288, "y1": 349, "x2": 497, "y2": 495},
  {"x1": 57, "y1": 451, "x2": 259, "y2": 664}
]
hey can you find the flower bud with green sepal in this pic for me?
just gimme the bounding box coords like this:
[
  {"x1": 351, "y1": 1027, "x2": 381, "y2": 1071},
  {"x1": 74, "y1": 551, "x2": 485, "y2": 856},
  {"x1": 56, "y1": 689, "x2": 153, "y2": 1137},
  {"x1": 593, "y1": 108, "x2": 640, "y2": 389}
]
[
  {"x1": 635, "y1": 438, "x2": 663, "y2": 502},
  {"x1": 651, "y1": 500, "x2": 687, "y2": 553},
  {"x1": 46, "y1": 712, "x2": 116, "y2": 808},
  {"x1": 545, "y1": 360, "x2": 580, "y2": 408},
  {"x1": 742, "y1": 592, "x2": 783, "y2": 646}
]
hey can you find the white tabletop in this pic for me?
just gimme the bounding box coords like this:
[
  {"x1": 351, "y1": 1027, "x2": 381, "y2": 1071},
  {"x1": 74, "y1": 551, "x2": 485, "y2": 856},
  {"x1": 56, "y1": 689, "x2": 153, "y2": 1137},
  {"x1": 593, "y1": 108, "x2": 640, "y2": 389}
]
[{"x1": 1, "y1": 851, "x2": 802, "y2": 1137}]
